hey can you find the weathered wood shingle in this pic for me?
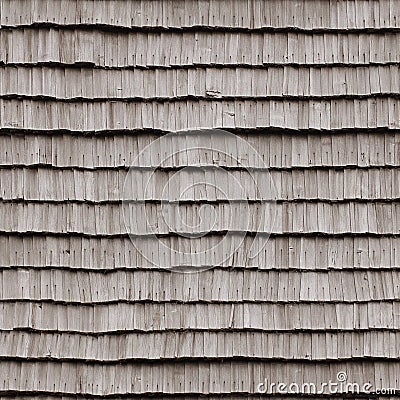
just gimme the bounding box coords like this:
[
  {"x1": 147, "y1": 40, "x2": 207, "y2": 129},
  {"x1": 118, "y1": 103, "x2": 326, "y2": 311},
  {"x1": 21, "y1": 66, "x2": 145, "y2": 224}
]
[{"x1": 2, "y1": 0, "x2": 400, "y2": 30}]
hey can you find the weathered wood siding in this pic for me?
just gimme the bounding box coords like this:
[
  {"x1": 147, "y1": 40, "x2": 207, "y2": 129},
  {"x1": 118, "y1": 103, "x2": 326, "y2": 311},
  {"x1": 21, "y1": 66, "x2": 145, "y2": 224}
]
[{"x1": 1, "y1": 0, "x2": 400, "y2": 398}]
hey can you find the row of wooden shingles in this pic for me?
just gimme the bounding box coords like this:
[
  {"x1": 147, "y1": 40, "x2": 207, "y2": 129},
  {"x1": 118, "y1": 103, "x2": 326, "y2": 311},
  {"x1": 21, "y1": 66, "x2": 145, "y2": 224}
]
[
  {"x1": 0, "y1": 132, "x2": 397, "y2": 168},
  {"x1": 1, "y1": 0, "x2": 399, "y2": 30},
  {"x1": 0, "y1": 301, "x2": 397, "y2": 331},
  {"x1": 0, "y1": 268, "x2": 398, "y2": 303},
  {"x1": 0, "y1": 330, "x2": 398, "y2": 360},
  {"x1": 1, "y1": 65, "x2": 399, "y2": 99},
  {"x1": 1, "y1": 98, "x2": 399, "y2": 131},
  {"x1": 1, "y1": 166, "x2": 398, "y2": 201},
  {"x1": 0, "y1": 201, "x2": 398, "y2": 234},
  {"x1": 0, "y1": 359, "x2": 398, "y2": 394},
  {"x1": 0, "y1": 235, "x2": 394, "y2": 269},
  {"x1": 1, "y1": 29, "x2": 397, "y2": 66}
]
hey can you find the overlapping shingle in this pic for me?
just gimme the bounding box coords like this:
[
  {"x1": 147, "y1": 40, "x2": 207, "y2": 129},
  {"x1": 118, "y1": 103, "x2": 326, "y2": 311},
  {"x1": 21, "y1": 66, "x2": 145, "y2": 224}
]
[
  {"x1": 1, "y1": 29, "x2": 400, "y2": 67},
  {"x1": 2, "y1": 0, "x2": 400, "y2": 31},
  {"x1": 2, "y1": 166, "x2": 400, "y2": 202},
  {"x1": 0, "y1": 268, "x2": 399, "y2": 303},
  {"x1": 1, "y1": 234, "x2": 397, "y2": 270},
  {"x1": 2, "y1": 65, "x2": 400, "y2": 99}
]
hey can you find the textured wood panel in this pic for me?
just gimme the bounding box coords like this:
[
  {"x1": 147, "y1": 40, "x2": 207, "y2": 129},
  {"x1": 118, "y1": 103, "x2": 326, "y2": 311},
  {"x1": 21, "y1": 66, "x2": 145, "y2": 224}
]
[
  {"x1": 2, "y1": 98, "x2": 400, "y2": 131},
  {"x1": 0, "y1": 132, "x2": 397, "y2": 168},
  {"x1": 0, "y1": 330, "x2": 399, "y2": 361},
  {"x1": 1, "y1": 166, "x2": 398, "y2": 202},
  {"x1": 1, "y1": 29, "x2": 399, "y2": 67},
  {"x1": 0, "y1": 301, "x2": 398, "y2": 332},
  {"x1": 1, "y1": 234, "x2": 396, "y2": 270},
  {"x1": 2, "y1": 65, "x2": 400, "y2": 99},
  {"x1": 0, "y1": 201, "x2": 398, "y2": 235},
  {"x1": 2, "y1": 0, "x2": 398, "y2": 397},
  {"x1": 0, "y1": 268, "x2": 398, "y2": 303},
  {"x1": 2, "y1": 0, "x2": 400, "y2": 30}
]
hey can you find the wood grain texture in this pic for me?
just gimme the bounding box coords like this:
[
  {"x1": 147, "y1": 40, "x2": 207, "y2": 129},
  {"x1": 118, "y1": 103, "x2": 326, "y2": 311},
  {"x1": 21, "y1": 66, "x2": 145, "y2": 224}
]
[
  {"x1": 2, "y1": 0, "x2": 400, "y2": 31},
  {"x1": 2, "y1": 0, "x2": 400, "y2": 397},
  {"x1": 1, "y1": 166, "x2": 399, "y2": 202},
  {"x1": 1, "y1": 29, "x2": 399, "y2": 68},
  {"x1": 0, "y1": 268, "x2": 398, "y2": 303},
  {"x1": 0, "y1": 131, "x2": 397, "y2": 168},
  {"x1": 0, "y1": 301, "x2": 398, "y2": 332},
  {"x1": 2, "y1": 98, "x2": 400, "y2": 131},
  {"x1": 0, "y1": 360, "x2": 398, "y2": 394},
  {"x1": 1, "y1": 65, "x2": 400, "y2": 99},
  {"x1": 0, "y1": 234, "x2": 397, "y2": 270}
]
